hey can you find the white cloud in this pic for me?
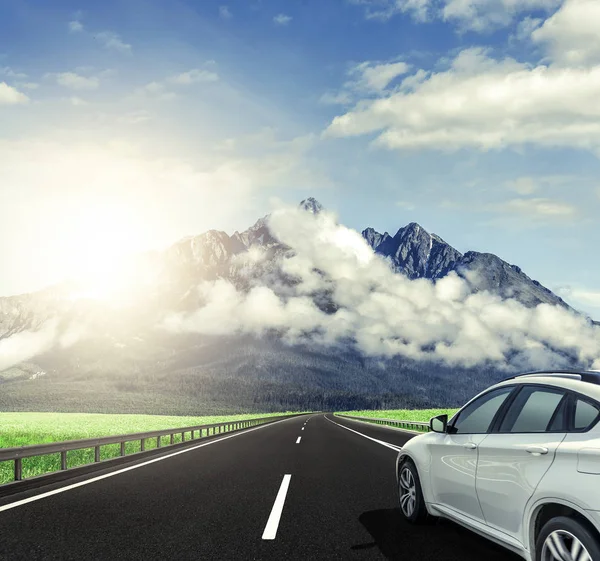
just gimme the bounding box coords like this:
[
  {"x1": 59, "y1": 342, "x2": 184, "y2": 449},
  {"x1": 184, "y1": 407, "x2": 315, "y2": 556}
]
[
  {"x1": 505, "y1": 175, "x2": 574, "y2": 195},
  {"x1": 532, "y1": 0, "x2": 600, "y2": 66},
  {"x1": 118, "y1": 110, "x2": 152, "y2": 124},
  {"x1": 321, "y1": 58, "x2": 411, "y2": 106},
  {"x1": 506, "y1": 177, "x2": 539, "y2": 195},
  {"x1": 324, "y1": 47, "x2": 600, "y2": 154},
  {"x1": 319, "y1": 91, "x2": 353, "y2": 105},
  {"x1": 350, "y1": 0, "x2": 432, "y2": 22},
  {"x1": 0, "y1": 321, "x2": 57, "y2": 372},
  {"x1": 350, "y1": 60, "x2": 411, "y2": 91},
  {"x1": 0, "y1": 82, "x2": 29, "y2": 104},
  {"x1": 500, "y1": 197, "x2": 577, "y2": 217},
  {"x1": 566, "y1": 288, "x2": 600, "y2": 307},
  {"x1": 50, "y1": 72, "x2": 99, "y2": 90},
  {"x1": 132, "y1": 81, "x2": 177, "y2": 101},
  {"x1": 144, "y1": 81, "x2": 165, "y2": 94},
  {"x1": 350, "y1": 0, "x2": 560, "y2": 31},
  {"x1": 69, "y1": 20, "x2": 84, "y2": 32},
  {"x1": 95, "y1": 31, "x2": 132, "y2": 53},
  {"x1": 167, "y1": 68, "x2": 219, "y2": 85},
  {"x1": 442, "y1": 0, "x2": 560, "y2": 32},
  {"x1": 513, "y1": 16, "x2": 543, "y2": 42},
  {"x1": 164, "y1": 205, "x2": 600, "y2": 371},
  {"x1": 396, "y1": 200, "x2": 416, "y2": 210},
  {"x1": 273, "y1": 13, "x2": 293, "y2": 26},
  {"x1": 555, "y1": 285, "x2": 600, "y2": 318},
  {"x1": 16, "y1": 81, "x2": 39, "y2": 90},
  {"x1": 0, "y1": 66, "x2": 27, "y2": 79},
  {"x1": 69, "y1": 96, "x2": 88, "y2": 106},
  {"x1": 219, "y1": 5, "x2": 232, "y2": 19}
]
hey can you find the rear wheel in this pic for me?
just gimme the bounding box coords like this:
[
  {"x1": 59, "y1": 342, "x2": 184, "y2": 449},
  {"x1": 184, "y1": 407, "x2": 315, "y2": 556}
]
[
  {"x1": 398, "y1": 459, "x2": 429, "y2": 524},
  {"x1": 536, "y1": 516, "x2": 600, "y2": 561}
]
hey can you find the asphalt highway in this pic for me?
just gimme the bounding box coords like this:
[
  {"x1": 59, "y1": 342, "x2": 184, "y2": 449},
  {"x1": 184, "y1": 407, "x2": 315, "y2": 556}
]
[{"x1": 0, "y1": 413, "x2": 521, "y2": 561}]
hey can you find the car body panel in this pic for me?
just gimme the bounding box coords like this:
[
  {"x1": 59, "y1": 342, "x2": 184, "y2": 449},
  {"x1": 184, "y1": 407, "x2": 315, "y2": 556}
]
[
  {"x1": 475, "y1": 432, "x2": 566, "y2": 542},
  {"x1": 429, "y1": 433, "x2": 488, "y2": 522},
  {"x1": 529, "y1": 433, "x2": 600, "y2": 511}
]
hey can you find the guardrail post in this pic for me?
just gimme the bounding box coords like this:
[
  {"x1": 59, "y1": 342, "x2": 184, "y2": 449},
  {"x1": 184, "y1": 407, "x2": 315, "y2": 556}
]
[
  {"x1": 14, "y1": 458, "x2": 22, "y2": 481},
  {"x1": 182, "y1": 432, "x2": 185, "y2": 442},
  {"x1": 191, "y1": 430, "x2": 194, "y2": 439},
  {"x1": 94, "y1": 446, "x2": 100, "y2": 463},
  {"x1": 61, "y1": 451, "x2": 67, "y2": 470},
  {"x1": 170, "y1": 433, "x2": 174, "y2": 444},
  {"x1": 120, "y1": 442, "x2": 125, "y2": 456},
  {"x1": 157, "y1": 436, "x2": 161, "y2": 448},
  {"x1": 140, "y1": 438, "x2": 145, "y2": 452}
]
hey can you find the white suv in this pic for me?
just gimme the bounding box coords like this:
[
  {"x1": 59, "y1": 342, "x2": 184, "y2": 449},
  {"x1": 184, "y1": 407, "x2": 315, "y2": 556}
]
[{"x1": 396, "y1": 370, "x2": 600, "y2": 561}]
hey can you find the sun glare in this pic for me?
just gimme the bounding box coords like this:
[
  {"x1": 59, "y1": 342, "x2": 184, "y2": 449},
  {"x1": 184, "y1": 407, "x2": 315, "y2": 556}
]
[{"x1": 57, "y1": 202, "x2": 153, "y2": 303}]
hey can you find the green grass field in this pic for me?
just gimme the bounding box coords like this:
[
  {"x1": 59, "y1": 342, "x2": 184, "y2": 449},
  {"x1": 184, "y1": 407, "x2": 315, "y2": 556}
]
[
  {"x1": 0, "y1": 411, "x2": 298, "y2": 485},
  {"x1": 337, "y1": 408, "x2": 459, "y2": 423}
]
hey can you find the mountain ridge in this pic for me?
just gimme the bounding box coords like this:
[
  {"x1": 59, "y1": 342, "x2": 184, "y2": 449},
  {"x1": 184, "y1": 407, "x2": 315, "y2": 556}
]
[
  {"x1": 0, "y1": 197, "x2": 593, "y2": 414},
  {"x1": 362, "y1": 221, "x2": 572, "y2": 310},
  {"x1": 0, "y1": 198, "x2": 580, "y2": 344}
]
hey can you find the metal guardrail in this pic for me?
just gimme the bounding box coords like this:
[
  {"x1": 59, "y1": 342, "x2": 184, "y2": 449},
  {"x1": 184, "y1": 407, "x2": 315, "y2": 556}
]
[
  {"x1": 336, "y1": 414, "x2": 431, "y2": 433},
  {"x1": 0, "y1": 413, "x2": 302, "y2": 485}
]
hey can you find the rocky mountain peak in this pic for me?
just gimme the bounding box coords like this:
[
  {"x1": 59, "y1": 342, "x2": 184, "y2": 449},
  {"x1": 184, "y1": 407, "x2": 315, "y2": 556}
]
[{"x1": 299, "y1": 198, "x2": 323, "y2": 214}]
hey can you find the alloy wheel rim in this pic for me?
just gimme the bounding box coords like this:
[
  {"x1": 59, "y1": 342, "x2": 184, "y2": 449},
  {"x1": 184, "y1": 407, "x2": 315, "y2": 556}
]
[
  {"x1": 399, "y1": 467, "x2": 416, "y2": 517},
  {"x1": 541, "y1": 529, "x2": 592, "y2": 561}
]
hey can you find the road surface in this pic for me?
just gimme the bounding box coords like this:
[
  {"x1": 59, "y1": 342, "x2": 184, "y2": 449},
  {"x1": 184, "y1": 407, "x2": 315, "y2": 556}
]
[{"x1": 0, "y1": 413, "x2": 520, "y2": 561}]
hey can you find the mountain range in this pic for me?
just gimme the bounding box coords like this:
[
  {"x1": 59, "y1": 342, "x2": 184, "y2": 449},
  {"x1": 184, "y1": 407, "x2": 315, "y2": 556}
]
[{"x1": 0, "y1": 198, "x2": 588, "y2": 415}]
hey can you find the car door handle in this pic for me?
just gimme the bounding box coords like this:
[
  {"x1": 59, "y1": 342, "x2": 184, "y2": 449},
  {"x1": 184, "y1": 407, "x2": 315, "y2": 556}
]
[
  {"x1": 526, "y1": 446, "x2": 549, "y2": 455},
  {"x1": 464, "y1": 442, "x2": 477, "y2": 449}
]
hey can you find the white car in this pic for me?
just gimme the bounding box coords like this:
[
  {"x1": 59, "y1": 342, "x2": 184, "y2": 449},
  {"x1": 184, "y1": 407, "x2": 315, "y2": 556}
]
[{"x1": 396, "y1": 370, "x2": 600, "y2": 561}]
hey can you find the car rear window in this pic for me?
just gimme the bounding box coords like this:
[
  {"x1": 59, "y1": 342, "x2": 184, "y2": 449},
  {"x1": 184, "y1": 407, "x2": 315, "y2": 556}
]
[{"x1": 574, "y1": 399, "x2": 600, "y2": 431}]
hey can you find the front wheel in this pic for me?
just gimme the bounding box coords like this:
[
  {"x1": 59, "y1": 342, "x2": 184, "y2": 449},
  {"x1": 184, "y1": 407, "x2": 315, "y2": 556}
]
[
  {"x1": 536, "y1": 516, "x2": 600, "y2": 561},
  {"x1": 398, "y1": 459, "x2": 429, "y2": 524}
]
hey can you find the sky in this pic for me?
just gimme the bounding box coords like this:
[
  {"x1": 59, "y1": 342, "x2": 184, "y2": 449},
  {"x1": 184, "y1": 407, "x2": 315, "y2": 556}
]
[{"x1": 1, "y1": 0, "x2": 600, "y2": 318}]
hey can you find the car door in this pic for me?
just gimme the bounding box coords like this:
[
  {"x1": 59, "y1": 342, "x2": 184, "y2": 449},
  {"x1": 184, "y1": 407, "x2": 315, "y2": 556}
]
[
  {"x1": 429, "y1": 385, "x2": 515, "y2": 523},
  {"x1": 475, "y1": 384, "x2": 568, "y2": 544}
]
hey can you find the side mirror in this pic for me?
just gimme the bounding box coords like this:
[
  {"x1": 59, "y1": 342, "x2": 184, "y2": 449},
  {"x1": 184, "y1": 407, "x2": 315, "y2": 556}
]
[{"x1": 430, "y1": 414, "x2": 448, "y2": 433}]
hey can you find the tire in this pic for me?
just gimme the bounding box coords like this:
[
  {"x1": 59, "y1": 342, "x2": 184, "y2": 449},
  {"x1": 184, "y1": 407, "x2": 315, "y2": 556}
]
[
  {"x1": 398, "y1": 458, "x2": 430, "y2": 524},
  {"x1": 536, "y1": 516, "x2": 600, "y2": 561}
]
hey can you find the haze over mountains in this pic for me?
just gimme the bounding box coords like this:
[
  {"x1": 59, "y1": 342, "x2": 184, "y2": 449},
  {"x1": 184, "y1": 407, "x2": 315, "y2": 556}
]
[{"x1": 0, "y1": 199, "x2": 598, "y2": 414}]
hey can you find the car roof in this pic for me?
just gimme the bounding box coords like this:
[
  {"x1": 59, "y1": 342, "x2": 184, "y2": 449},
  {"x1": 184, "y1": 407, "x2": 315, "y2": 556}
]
[{"x1": 491, "y1": 371, "x2": 600, "y2": 403}]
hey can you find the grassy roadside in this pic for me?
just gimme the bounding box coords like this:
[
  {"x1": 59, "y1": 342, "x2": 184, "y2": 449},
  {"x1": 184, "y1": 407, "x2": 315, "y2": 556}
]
[
  {"x1": 335, "y1": 408, "x2": 459, "y2": 423},
  {"x1": 0, "y1": 411, "x2": 301, "y2": 485}
]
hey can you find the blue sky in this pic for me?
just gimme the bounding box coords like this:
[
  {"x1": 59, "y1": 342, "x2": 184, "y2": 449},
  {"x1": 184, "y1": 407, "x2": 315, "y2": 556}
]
[{"x1": 2, "y1": 0, "x2": 600, "y2": 317}]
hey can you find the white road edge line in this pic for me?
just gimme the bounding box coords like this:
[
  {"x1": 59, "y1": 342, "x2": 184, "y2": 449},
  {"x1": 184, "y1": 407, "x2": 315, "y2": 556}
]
[
  {"x1": 262, "y1": 474, "x2": 292, "y2": 540},
  {"x1": 301, "y1": 427, "x2": 304, "y2": 430},
  {"x1": 0, "y1": 416, "x2": 304, "y2": 514},
  {"x1": 296, "y1": 437, "x2": 301, "y2": 444},
  {"x1": 325, "y1": 415, "x2": 403, "y2": 452}
]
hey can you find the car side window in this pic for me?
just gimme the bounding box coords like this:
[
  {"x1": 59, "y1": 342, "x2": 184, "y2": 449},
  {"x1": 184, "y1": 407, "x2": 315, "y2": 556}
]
[
  {"x1": 499, "y1": 386, "x2": 565, "y2": 433},
  {"x1": 450, "y1": 387, "x2": 513, "y2": 435},
  {"x1": 574, "y1": 398, "x2": 600, "y2": 431}
]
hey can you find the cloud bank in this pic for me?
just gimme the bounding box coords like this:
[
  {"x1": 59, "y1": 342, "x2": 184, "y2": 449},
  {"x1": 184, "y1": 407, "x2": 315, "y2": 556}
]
[
  {"x1": 327, "y1": 2, "x2": 600, "y2": 154},
  {"x1": 164, "y1": 206, "x2": 600, "y2": 372}
]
